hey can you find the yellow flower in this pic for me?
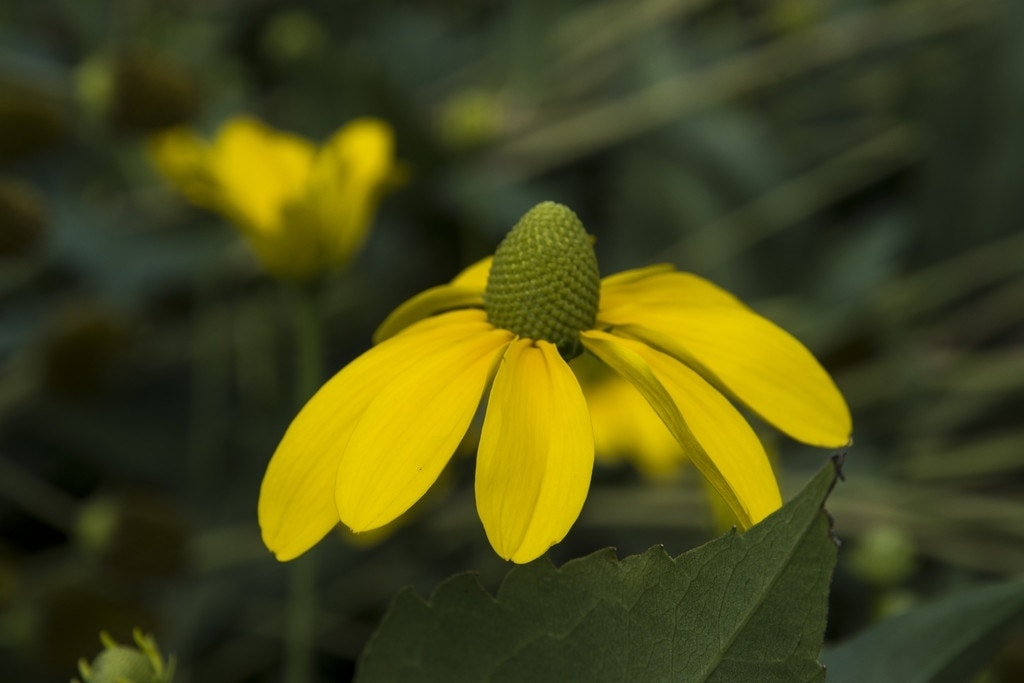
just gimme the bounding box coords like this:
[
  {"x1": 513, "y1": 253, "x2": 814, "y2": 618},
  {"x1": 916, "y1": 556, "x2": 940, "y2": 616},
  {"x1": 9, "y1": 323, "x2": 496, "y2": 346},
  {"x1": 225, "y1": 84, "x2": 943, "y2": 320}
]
[
  {"x1": 258, "y1": 202, "x2": 851, "y2": 563},
  {"x1": 149, "y1": 115, "x2": 400, "y2": 280}
]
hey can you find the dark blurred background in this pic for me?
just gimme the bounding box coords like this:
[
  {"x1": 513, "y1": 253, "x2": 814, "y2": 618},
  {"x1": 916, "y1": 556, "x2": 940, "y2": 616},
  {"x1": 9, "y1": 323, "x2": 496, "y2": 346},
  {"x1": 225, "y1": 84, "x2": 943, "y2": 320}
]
[{"x1": 2, "y1": 0, "x2": 1023, "y2": 681}]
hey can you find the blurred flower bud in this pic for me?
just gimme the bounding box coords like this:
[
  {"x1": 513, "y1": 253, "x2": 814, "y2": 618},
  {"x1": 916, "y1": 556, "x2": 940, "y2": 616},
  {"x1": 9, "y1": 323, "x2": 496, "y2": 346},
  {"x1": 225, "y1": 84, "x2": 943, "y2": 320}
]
[
  {"x1": 40, "y1": 306, "x2": 130, "y2": 398},
  {"x1": 438, "y1": 89, "x2": 504, "y2": 149},
  {"x1": 74, "y1": 629, "x2": 175, "y2": 683},
  {"x1": 0, "y1": 88, "x2": 69, "y2": 162},
  {"x1": 74, "y1": 55, "x2": 116, "y2": 125},
  {"x1": 76, "y1": 52, "x2": 199, "y2": 133},
  {"x1": 0, "y1": 178, "x2": 47, "y2": 256},
  {"x1": 75, "y1": 493, "x2": 188, "y2": 580},
  {"x1": 874, "y1": 587, "x2": 917, "y2": 620},
  {"x1": 769, "y1": 0, "x2": 821, "y2": 34},
  {"x1": 261, "y1": 8, "x2": 328, "y2": 67},
  {"x1": 848, "y1": 524, "x2": 917, "y2": 587}
]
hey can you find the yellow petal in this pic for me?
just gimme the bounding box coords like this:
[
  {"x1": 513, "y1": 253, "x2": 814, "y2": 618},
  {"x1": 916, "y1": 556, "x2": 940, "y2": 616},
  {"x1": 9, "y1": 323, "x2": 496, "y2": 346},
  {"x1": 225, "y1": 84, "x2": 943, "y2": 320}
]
[
  {"x1": 209, "y1": 116, "x2": 315, "y2": 235},
  {"x1": 613, "y1": 310, "x2": 851, "y2": 448},
  {"x1": 476, "y1": 340, "x2": 594, "y2": 563},
  {"x1": 259, "y1": 309, "x2": 501, "y2": 560},
  {"x1": 372, "y1": 286, "x2": 484, "y2": 344},
  {"x1": 373, "y1": 257, "x2": 492, "y2": 343},
  {"x1": 598, "y1": 263, "x2": 675, "y2": 290},
  {"x1": 336, "y1": 315, "x2": 514, "y2": 532},
  {"x1": 599, "y1": 267, "x2": 742, "y2": 321},
  {"x1": 599, "y1": 269, "x2": 851, "y2": 447},
  {"x1": 451, "y1": 255, "x2": 492, "y2": 289},
  {"x1": 581, "y1": 330, "x2": 781, "y2": 527},
  {"x1": 304, "y1": 118, "x2": 397, "y2": 267}
]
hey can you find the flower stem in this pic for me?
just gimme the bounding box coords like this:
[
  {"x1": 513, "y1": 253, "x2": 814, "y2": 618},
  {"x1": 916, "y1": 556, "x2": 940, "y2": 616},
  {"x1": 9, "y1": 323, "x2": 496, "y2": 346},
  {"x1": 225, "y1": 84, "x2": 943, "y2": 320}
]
[{"x1": 284, "y1": 282, "x2": 323, "y2": 683}]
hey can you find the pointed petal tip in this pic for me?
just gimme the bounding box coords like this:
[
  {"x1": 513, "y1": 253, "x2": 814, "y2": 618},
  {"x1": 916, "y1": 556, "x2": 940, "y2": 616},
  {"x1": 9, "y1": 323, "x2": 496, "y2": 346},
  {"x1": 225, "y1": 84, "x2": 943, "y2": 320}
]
[
  {"x1": 262, "y1": 536, "x2": 299, "y2": 563},
  {"x1": 507, "y1": 546, "x2": 549, "y2": 564},
  {"x1": 822, "y1": 432, "x2": 854, "y2": 450},
  {"x1": 258, "y1": 503, "x2": 322, "y2": 562},
  {"x1": 336, "y1": 510, "x2": 387, "y2": 534}
]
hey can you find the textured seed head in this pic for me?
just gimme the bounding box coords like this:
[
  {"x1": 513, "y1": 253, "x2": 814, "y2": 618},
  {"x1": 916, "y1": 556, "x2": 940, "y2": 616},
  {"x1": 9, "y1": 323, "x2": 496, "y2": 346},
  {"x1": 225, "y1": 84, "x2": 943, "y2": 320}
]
[{"x1": 484, "y1": 202, "x2": 600, "y2": 358}]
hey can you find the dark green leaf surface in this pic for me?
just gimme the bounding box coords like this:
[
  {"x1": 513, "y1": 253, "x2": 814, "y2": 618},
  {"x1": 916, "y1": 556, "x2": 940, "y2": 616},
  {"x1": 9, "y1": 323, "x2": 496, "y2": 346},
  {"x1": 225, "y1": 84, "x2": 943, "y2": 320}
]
[
  {"x1": 356, "y1": 456, "x2": 844, "y2": 683},
  {"x1": 823, "y1": 577, "x2": 1024, "y2": 683}
]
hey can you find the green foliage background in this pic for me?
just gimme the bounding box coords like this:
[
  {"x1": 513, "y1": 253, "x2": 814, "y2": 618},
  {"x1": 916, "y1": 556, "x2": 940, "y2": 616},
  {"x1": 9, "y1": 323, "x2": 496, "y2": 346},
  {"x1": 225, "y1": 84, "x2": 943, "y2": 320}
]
[{"x1": 1, "y1": 0, "x2": 1023, "y2": 680}]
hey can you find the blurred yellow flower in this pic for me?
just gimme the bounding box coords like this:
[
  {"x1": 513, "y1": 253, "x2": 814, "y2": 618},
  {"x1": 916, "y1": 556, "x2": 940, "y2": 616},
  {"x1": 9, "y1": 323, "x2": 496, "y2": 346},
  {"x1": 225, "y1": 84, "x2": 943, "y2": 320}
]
[
  {"x1": 149, "y1": 115, "x2": 400, "y2": 280},
  {"x1": 259, "y1": 202, "x2": 851, "y2": 564},
  {"x1": 578, "y1": 358, "x2": 684, "y2": 480}
]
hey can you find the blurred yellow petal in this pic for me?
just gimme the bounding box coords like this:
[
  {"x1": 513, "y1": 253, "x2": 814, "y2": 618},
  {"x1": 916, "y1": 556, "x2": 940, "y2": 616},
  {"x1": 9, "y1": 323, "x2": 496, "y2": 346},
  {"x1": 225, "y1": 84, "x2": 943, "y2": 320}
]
[
  {"x1": 477, "y1": 340, "x2": 593, "y2": 563},
  {"x1": 581, "y1": 330, "x2": 781, "y2": 528},
  {"x1": 336, "y1": 315, "x2": 513, "y2": 532},
  {"x1": 373, "y1": 257, "x2": 492, "y2": 343},
  {"x1": 305, "y1": 118, "x2": 397, "y2": 266},
  {"x1": 585, "y1": 372, "x2": 682, "y2": 479},
  {"x1": 599, "y1": 269, "x2": 850, "y2": 447},
  {"x1": 209, "y1": 116, "x2": 315, "y2": 234},
  {"x1": 259, "y1": 309, "x2": 499, "y2": 560},
  {"x1": 147, "y1": 127, "x2": 217, "y2": 207}
]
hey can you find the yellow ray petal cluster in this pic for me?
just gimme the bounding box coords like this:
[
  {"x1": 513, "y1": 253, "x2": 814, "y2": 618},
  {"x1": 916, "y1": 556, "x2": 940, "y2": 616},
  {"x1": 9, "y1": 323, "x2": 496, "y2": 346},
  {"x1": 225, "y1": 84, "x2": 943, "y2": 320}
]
[
  {"x1": 259, "y1": 202, "x2": 852, "y2": 563},
  {"x1": 149, "y1": 115, "x2": 401, "y2": 280}
]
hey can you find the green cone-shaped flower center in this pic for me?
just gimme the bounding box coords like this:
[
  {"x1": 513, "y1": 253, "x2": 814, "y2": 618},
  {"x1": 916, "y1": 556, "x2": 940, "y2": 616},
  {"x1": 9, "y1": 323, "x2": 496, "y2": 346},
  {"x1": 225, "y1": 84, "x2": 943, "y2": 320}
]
[{"x1": 484, "y1": 201, "x2": 600, "y2": 358}]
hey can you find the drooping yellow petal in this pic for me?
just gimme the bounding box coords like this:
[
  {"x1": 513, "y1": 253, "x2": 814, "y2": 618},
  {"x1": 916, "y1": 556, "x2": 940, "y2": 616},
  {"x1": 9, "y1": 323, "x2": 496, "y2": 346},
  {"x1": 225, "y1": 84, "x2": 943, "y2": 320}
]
[
  {"x1": 581, "y1": 330, "x2": 781, "y2": 527},
  {"x1": 476, "y1": 339, "x2": 594, "y2": 563},
  {"x1": 373, "y1": 257, "x2": 492, "y2": 343},
  {"x1": 208, "y1": 116, "x2": 315, "y2": 235},
  {"x1": 613, "y1": 311, "x2": 851, "y2": 448},
  {"x1": 336, "y1": 315, "x2": 514, "y2": 532},
  {"x1": 584, "y1": 371, "x2": 683, "y2": 479},
  {"x1": 259, "y1": 309, "x2": 502, "y2": 560},
  {"x1": 304, "y1": 118, "x2": 397, "y2": 266},
  {"x1": 598, "y1": 269, "x2": 851, "y2": 447}
]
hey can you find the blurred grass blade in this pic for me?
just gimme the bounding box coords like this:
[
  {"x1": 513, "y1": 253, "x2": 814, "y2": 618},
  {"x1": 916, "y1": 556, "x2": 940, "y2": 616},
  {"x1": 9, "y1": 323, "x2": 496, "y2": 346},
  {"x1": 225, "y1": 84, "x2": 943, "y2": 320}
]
[{"x1": 822, "y1": 577, "x2": 1024, "y2": 683}]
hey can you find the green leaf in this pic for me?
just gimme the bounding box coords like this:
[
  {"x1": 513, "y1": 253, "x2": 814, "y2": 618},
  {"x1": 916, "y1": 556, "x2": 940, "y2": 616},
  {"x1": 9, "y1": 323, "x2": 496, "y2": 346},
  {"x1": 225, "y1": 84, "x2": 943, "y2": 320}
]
[
  {"x1": 356, "y1": 456, "x2": 844, "y2": 683},
  {"x1": 822, "y1": 577, "x2": 1024, "y2": 683}
]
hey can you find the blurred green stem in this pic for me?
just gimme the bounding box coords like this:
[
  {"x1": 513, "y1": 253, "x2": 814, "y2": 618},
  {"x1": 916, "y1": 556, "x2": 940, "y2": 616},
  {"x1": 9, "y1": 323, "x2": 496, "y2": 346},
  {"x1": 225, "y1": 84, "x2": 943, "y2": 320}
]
[
  {"x1": 188, "y1": 272, "x2": 231, "y2": 493},
  {"x1": 285, "y1": 282, "x2": 323, "y2": 683}
]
